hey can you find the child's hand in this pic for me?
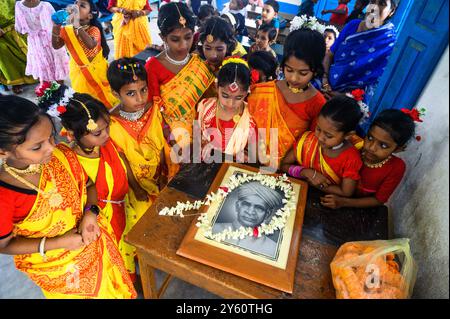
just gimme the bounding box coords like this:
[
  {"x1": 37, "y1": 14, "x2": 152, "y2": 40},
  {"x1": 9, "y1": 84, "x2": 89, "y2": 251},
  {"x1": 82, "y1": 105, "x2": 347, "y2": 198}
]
[
  {"x1": 256, "y1": 19, "x2": 262, "y2": 27},
  {"x1": 320, "y1": 194, "x2": 344, "y2": 209},
  {"x1": 133, "y1": 185, "x2": 149, "y2": 202},
  {"x1": 302, "y1": 169, "x2": 331, "y2": 190},
  {"x1": 158, "y1": 174, "x2": 168, "y2": 191},
  {"x1": 57, "y1": 228, "x2": 85, "y2": 251},
  {"x1": 321, "y1": 10, "x2": 329, "y2": 15},
  {"x1": 78, "y1": 211, "x2": 101, "y2": 245},
  {"x1": 130, "y1": 10, "x2": 143, "y2": 19}
]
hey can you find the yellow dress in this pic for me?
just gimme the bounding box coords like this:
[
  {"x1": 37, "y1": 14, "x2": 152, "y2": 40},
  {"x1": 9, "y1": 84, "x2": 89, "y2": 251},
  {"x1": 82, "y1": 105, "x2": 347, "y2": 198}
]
[
  {"x1": 12, "y1": 145, "x2": 136, "y2": 299},
  {"x1": 112, "y1": 0, "x2": 152, "y2": 59},
  {"x1": 109, "y1": 101, "x2": 165, "y2": 235}
]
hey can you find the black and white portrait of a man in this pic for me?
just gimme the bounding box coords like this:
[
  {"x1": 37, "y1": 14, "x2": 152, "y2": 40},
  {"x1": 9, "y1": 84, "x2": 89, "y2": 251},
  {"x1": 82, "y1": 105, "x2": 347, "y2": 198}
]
[{"x1": 212, "y1": 180, "x2": 285, "y2": 259}]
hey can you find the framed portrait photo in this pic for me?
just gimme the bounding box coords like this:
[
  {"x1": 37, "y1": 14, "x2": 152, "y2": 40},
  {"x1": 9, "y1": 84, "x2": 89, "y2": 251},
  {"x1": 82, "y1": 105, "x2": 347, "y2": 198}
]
[{"x1": 176, "y1": 163, "x2": 308, "y2": 293}]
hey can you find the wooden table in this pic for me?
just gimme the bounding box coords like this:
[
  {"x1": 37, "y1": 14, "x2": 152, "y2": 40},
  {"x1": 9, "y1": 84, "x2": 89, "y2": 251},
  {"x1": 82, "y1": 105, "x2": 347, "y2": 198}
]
[
  {"x1": 126, "y1": 164, "x2": 388, "y2": 299},
  {"x1": 127, "y1": 186, "x2": 338, "y2": 299}
]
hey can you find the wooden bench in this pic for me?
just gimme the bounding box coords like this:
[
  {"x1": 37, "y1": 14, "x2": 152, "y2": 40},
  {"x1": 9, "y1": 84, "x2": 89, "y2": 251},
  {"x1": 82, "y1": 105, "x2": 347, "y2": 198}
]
[{"x1": 126, "y1": 162, "x2": 388, "y2": 299}]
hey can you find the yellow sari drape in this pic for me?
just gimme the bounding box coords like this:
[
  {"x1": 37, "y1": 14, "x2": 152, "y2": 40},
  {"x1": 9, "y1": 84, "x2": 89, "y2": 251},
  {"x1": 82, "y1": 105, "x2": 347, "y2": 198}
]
[
  {"x1": 13, "y1": 145, "x2": 136, "y2": 299},
  {"x1": 160, "y1": 54, "x2": 215, "y2": 148},
  {"x1": 109, "y1": 104, "x2": 165, "y2": 228},
  {"x1": 112, "y1": 0, "x2": 152, "y2": 59},
  {"x1": 295, "y1": 132, "x2": 364, "y2": 185},
  {"x1": 248, "y1": 81, "x2": 299, "y2": 167},
  {"x1": 61, "y1": 25, "x2": 119, "y2": 109}
]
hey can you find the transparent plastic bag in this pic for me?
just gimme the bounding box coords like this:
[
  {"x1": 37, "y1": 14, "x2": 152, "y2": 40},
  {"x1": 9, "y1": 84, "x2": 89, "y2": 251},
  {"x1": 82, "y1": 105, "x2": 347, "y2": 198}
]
[{"x1": 330, "y1": 238, "x2": 417, "y2": 299}]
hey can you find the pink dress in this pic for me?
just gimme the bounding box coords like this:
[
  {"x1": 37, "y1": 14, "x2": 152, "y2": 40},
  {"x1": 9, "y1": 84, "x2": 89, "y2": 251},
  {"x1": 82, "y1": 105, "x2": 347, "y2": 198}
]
[{"x1": 15, "y1": 1, "x2": 69, "y2": 82}]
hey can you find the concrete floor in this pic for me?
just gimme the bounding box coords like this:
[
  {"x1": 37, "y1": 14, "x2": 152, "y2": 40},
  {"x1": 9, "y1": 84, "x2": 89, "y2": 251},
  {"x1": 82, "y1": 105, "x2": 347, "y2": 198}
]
[{"x1": 0, "y1": 16, "x2": 219, "y2": 299}]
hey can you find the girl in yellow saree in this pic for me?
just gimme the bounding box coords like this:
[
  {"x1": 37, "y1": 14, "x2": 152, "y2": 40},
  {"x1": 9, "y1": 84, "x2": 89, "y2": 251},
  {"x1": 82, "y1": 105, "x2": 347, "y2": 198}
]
[
  {"x1": 108, "y1": 58, "x2": 167, "y2": 224},
  {"x1": 51, "y1": 0, "x2": 118, "y2": 109},
  {"x1": 109, "y1": 0, "x2": 152, "y2": 59},
  {"x1": 145, "y1": 2, "x2": 215, "y2": 154},
  {"x1": 0, "y1": 95, "x2": 136, "y2": 299}
]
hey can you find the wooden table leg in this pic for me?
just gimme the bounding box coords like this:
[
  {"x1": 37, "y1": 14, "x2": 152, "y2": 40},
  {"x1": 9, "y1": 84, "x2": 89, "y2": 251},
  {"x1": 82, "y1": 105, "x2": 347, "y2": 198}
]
[{"x1": 138, "y1": 259, "x2": 158, "y2": 299}]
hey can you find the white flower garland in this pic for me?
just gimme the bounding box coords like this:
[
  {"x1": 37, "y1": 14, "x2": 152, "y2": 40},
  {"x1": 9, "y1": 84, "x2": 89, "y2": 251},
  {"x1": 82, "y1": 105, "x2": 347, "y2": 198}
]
[
  {"x1": 324, "y1": 25, "x2": 340, "y2": 39},
  {"x1": 289, "y1": 15, "x2": 340, "y2": 38},
  {"x1": 46, "y1": 85, "x2": 75, "y2": 118},
  {"x1": 159, "y1": 173, "x2": 297, "y2": 242},
  {"x1": 290, "y1": 15, "x2": 327, "y2": 34}
]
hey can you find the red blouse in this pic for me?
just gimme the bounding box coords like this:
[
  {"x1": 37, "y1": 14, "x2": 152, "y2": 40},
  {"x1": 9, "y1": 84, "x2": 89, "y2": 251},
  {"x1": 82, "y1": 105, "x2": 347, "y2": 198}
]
[
  {"x1": 0, "y1": 181, "x2": 36, "y2": 238},
  {"x1": 357, "y1": 155, "x2": 406, "y2": 203},
  {"x1": 145, "y1": 57, "x2": 175, "y2": 99},
  {"x1": 322, "y1": 146, "x2": 362, "y2": 181},
  {"x1": 284, "y1": 91, "x2": 327, "y2": 132},
  {"x1": 208, "y1": 116, "x2": 257, "y2": 151}
]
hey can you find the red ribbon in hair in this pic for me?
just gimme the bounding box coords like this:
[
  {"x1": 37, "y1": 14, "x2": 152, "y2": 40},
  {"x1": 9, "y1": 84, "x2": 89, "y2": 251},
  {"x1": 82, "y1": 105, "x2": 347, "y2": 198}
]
[
  {"x1": 250, "y1": 69, "x2": 260, "y2": 85},
  {"x1": 401, "y1": 108, "x2": 423, "y2": 122},
  {"x1": 350, "y1": 89, "x2": 365, "y2": 102}
]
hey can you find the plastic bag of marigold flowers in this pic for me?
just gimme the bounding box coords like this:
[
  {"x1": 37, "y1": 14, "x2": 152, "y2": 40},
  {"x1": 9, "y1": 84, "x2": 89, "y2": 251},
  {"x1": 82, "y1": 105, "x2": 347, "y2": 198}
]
[{"x1": 330, "y1": 238, "x2": 417, "y2": 299}]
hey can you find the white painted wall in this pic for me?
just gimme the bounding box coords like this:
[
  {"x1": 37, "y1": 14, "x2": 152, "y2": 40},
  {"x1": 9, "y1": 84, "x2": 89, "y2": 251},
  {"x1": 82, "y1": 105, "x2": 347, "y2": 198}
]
[{"x1": 387, "y1": 46, "x2": 449, "y2": 299}]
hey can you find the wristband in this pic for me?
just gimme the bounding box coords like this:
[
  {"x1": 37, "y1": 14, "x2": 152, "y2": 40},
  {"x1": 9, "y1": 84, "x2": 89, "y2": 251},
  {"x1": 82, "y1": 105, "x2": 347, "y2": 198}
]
[
  {"x1": 84, "y1": 204, "x2": 100, "y2": 215},
  {"x1": 288, "y1": 165, "x2": 304, "y2": 178}
]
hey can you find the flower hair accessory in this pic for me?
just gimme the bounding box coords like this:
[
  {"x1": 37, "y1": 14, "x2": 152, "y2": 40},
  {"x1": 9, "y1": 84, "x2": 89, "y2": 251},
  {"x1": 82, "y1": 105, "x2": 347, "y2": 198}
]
[
  {"x1": 289, "y1": 15, "x2": 327, "y2": 34},
  {"x1": 250, "y1": 69, "x2": 260, "y2": 85},
  {"x1": 401, "y1": 108, "x2": 425, "y2": 123},
  {"x1": 324, "y1": 25, "x2": 340, "y2": 38},
  {"x1": 71, "y1": 99, "x2": 98, "y2": 132},
  {"x1": 401, "y1": 107, "x2": 426, "y2": 141},
  {"x1": 346, "y1": 89, "x2": 370, "y2": 124},
  {"x1": 39, "y1": 82, "x2": 75, "y2": 119}
]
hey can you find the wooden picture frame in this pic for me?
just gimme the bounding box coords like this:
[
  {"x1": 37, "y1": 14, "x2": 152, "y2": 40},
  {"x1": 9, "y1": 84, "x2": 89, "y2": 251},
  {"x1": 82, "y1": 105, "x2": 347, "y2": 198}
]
[{"x1": 177, "y1": 163, "x2": 308, "y2": 293}]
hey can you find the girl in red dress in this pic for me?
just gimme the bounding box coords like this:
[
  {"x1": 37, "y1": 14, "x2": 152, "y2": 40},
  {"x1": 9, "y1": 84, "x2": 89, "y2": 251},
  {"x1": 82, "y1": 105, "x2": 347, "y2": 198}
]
[
  {"x1": 281, "y1": 95, "x2": 364, "y2": 197},
  {"x1": 320, "y1": 109, "x2": 417, "y2": 208}
]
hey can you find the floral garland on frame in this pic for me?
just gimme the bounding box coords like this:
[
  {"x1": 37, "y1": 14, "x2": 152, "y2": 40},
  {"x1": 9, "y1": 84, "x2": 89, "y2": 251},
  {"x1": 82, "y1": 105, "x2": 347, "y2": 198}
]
[{"x1": 159, "y1": 173, "x2": 297, "y2": 242}]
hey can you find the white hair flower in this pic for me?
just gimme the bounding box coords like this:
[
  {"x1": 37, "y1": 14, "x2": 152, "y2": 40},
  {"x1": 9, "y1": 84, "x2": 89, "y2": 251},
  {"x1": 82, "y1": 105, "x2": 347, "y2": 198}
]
[{"x1": 289, "y1": 15, "x2": 328, "y2": 34}]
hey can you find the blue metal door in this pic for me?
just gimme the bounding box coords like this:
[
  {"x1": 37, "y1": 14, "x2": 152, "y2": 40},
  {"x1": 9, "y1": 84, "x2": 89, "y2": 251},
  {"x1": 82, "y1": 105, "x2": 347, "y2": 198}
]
[{"x1": 367, "y1": 0, "x2": 449, "y2": 126}]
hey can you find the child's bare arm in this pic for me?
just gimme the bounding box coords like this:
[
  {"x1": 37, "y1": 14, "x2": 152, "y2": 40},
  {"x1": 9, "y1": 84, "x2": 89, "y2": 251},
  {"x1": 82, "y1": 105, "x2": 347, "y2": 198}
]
[
  {"x1": 52, "y1": 24, "x2": 65, "y2": 49},
  {"x1": 323, "y1": 178, "x2": 357, "y2": 197},
  {"x1": 0, "y1": 230, "x2": 85, "y2": 255},
  {"x1": 280, "y1": 147, "x2": 297, "y2": 174},
  {"x1": 274, "y1": 28, "x2": 279, "y2": 43},
  {"x1": 320, "y1": 194, "x2": 383, "y2": 209},
  {"x1": 157, "y1": 149, "x2": 168, "y2": 190},
  {"x1": 322, "y1": 9, "x2": 347, "y2": 15},
  {"x1": 76, "y1": 28, "x2": 97, "y2": 49}
]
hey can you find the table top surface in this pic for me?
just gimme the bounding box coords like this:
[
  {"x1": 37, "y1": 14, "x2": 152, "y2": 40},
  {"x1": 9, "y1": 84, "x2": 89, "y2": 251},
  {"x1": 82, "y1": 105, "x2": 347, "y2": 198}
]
[{"x1": 126, "y1": 164, "x2": 388, "y2": 299}]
